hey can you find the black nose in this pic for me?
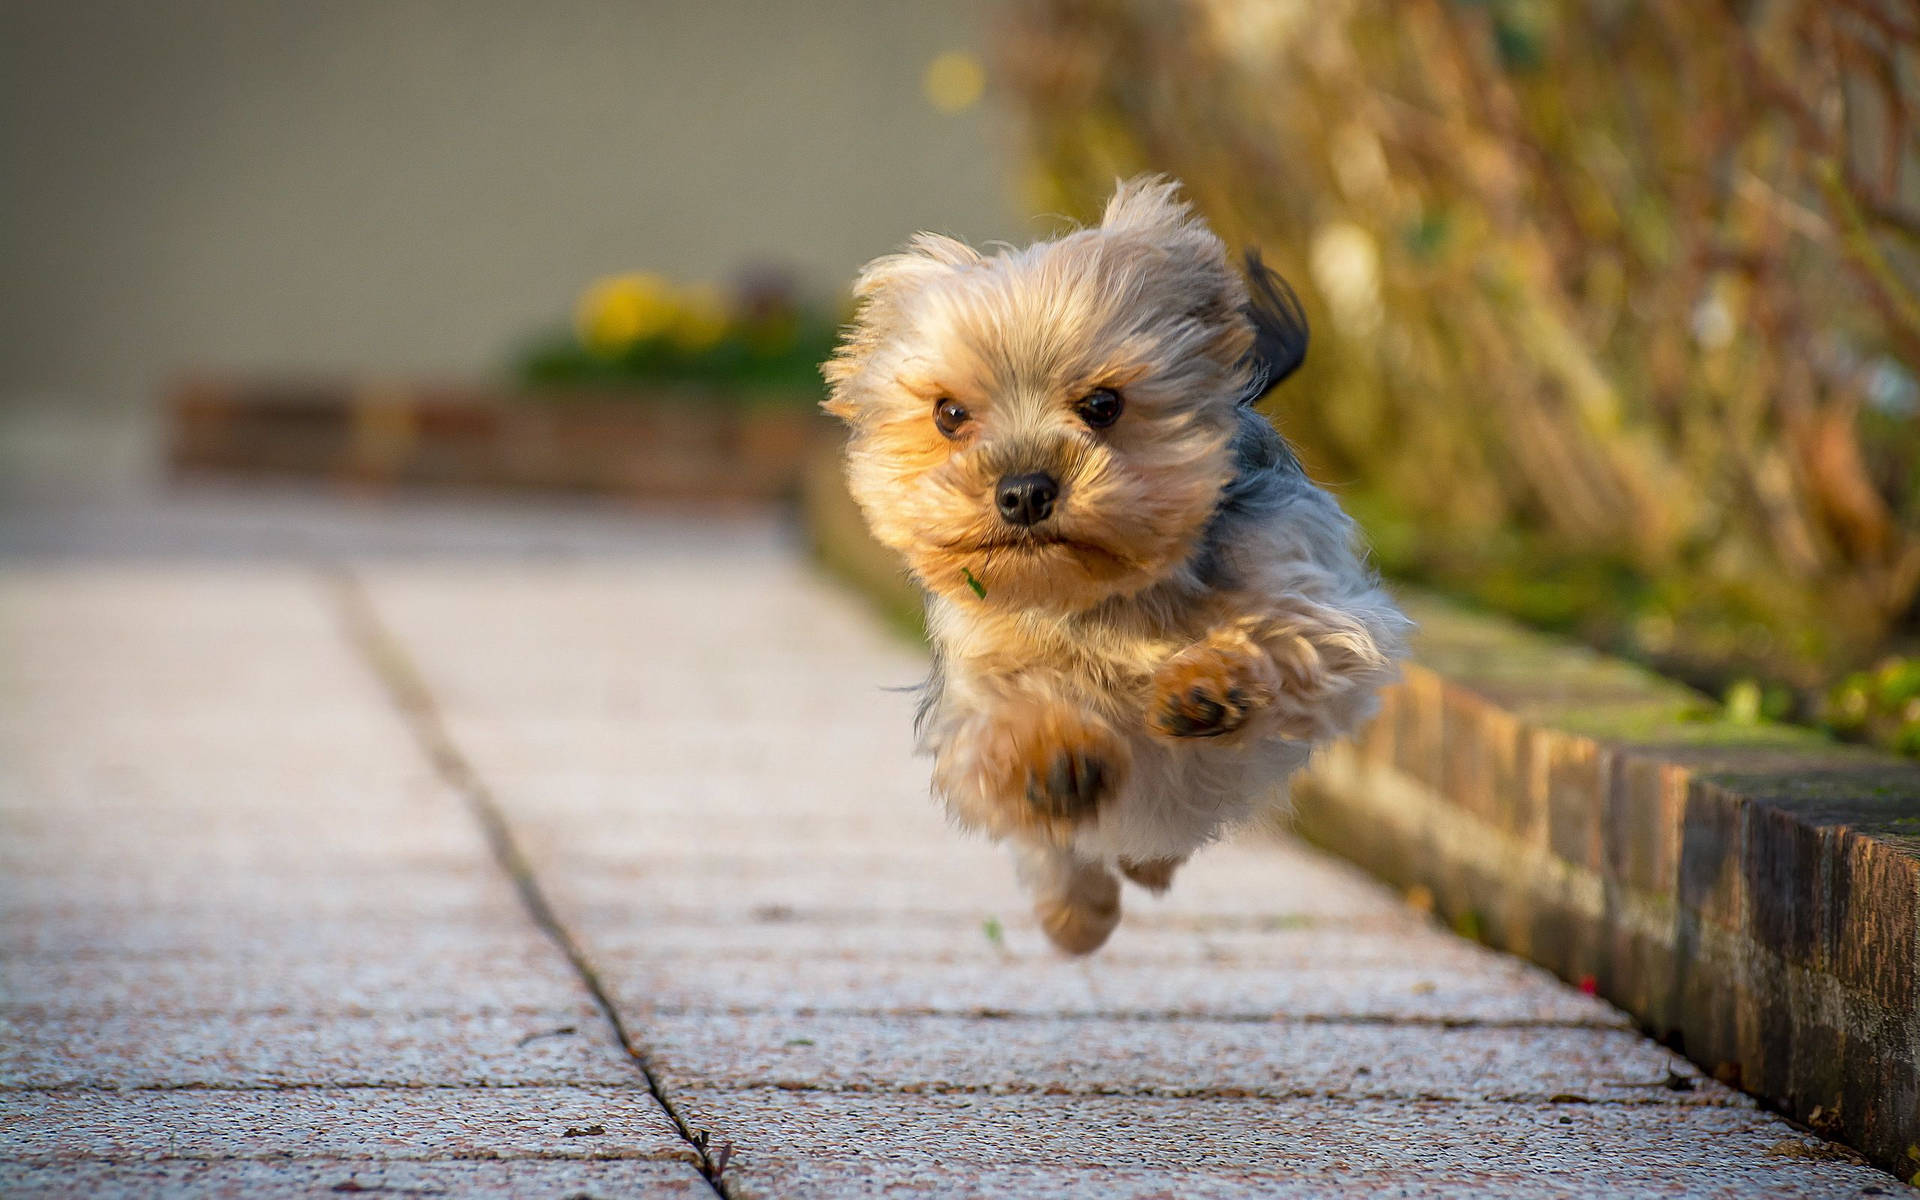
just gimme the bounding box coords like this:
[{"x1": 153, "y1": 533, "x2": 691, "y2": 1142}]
[{"x1": 995, "y1": 472, "x2": 1059, "y2": 527}]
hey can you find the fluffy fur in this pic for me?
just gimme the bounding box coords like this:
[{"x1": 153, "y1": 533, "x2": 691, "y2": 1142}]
[{"x1": 824, "y1": 178, "x2": 1411, "y2": 954}]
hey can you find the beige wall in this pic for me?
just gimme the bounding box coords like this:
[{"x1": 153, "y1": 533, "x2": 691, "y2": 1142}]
[{"x1": 0, "y1": 1, "x2": 1024, "y2": 408}]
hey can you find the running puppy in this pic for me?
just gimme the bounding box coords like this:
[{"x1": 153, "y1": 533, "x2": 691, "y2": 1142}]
[{"x1": 823, "y1": 178, "x2": 1410, "y2": 953}]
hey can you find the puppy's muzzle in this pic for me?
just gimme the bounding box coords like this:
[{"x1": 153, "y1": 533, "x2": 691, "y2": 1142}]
[{"x1": 995, "y1": 472, "x2": 1058, "y2": 527}]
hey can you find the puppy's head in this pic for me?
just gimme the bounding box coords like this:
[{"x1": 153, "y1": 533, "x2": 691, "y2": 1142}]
[{"x1": 823, "y1": 178, "x2": 1253, "y2": 613}]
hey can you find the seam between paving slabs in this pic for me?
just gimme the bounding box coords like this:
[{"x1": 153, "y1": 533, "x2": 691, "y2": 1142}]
[
  {"x1": 0, "y1": 1004, "x2": 1632, "y2": 1029},
  {"x1": 619, "y1": 1005, "x2": 1633, "y2": 1031},
  {"x1": 0, "y1": 1081, "x2": 1727, "y2": 1105},
  {"x1": 0, "y1": 1150, "x2": 698, "y2": 1165},
  {"x1": 326, "y1": 568, "x2": 736, "y2": 1198}
]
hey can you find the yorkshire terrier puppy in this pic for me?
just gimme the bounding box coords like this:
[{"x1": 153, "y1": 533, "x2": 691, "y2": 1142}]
[{"x1": 823, "y1": 178, "x2": 1410, "y2": 954}]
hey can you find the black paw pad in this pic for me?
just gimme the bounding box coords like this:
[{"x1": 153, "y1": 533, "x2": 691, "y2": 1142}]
[
  {"x1": 1026, "y1": 751, "x2": 1109, "y2": 819},
  {"x1": 1159, "y1": 684, "x2": 1248, "y2": 738}
]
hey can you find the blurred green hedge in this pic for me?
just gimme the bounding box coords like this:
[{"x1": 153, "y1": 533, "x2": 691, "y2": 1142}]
[{"x1": 1002, "y1": 0, "x2": 1920, "y2": 751}]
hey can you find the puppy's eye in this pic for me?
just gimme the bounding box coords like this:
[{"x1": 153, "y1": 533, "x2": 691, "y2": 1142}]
[
  {"x1": 933, "y1": 398, "x2": 970, "y2": 439},
  {"x1": 1075, "y1": 387, "x2": 1124, "y2": 430}
]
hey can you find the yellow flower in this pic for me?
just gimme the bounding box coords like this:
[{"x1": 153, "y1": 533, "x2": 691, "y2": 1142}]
[
  {"x1": 575, "y1": 273, "x2": 676, "y2": 356},
  {"x1": 923, "y1": 50, "x2": 984, "y2": 114},
  {"x1": 670, "y1": 283, "x2": 731, "y2": 353}
]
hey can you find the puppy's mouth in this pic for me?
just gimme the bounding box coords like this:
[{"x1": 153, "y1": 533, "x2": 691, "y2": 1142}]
[{"x1": 948, "y1": 530, "x2": 1134, "y2": 573}]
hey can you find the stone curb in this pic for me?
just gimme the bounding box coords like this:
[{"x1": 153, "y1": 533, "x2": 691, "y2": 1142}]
[
  {"x1": 166, "y1": 376, "x2": 829, "y2": 500},
  {"x1": 797, "y1": 445, "x2": 1920, "y2": 1181}
]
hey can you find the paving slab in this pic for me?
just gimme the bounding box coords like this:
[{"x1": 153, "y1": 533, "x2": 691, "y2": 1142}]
[
  {"x1": 0, "y1": 559, "x2": 697, "y2": 1192},
  {"x1": 680, "y1": 1092, "x2": 1896, "y2": 1200},
  {"x1": 0, "y1": 1159, "x2": 714, "y2": 1200},
  {"x1": 2, "y1": 942, "x2": 588, "y2": 1017},
  {"x1": 0, "y1": 899, "x2": 565, "y2": 959},
  {"x1": 6, "y1": 496, "x2": 1909, "y2": 1197},
  {"x1": 0, "y1": 1087, "x2": 688, "y2": 1163},
  {"x1": 576, "y1": 911, "x2": 1459, "y2": 961},
  {"x1": 600, "y1": 955, "x2": 1627, "y2": 1026},
  {"x1": 0, "y1": 1008, "x2": 627, "y2": 1089},
  {"x1": 356, "y1": 531, "x2": 1915, "y2": 1197},
  {"x1": 534, "y1": 854, "x2": 1429, "y2": 934},
  {"x1": 642, "y1": 1012, "x2": 1725, "y2": 1104}
]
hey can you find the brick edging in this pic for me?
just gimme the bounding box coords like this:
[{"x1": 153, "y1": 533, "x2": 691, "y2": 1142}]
[
  {"x1": 797, "y1": 444, "x2": 1920, "y2": 1180},
  {"x1": 165, "y1": 376, "x2": 828, "y2": 500},
  {"x1": 1291, "y1": 606, "x2": 1919, "y2": 1179}
]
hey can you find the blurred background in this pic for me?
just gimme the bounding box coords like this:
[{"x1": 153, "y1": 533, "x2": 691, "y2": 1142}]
[
  {"x1": 1004, "y1": 0, "x2": 1920, "y2": 755},
  {"x1": 2, "y1": 0, "x2": 1916, "y2": 756},
  {"x1": 0, "y1": 1, "x2": 1022, "y2": 493}
]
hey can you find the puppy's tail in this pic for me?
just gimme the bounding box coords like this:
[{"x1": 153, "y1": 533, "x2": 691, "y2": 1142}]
[{"x1": 1236, "y1": 248, "x2": 1309, "y2": 407}]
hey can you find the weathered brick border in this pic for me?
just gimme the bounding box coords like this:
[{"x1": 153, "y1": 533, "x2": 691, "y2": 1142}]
[
  {"x1": 1291, "y1": 598, "x2": 1919, "y2": 1179},
  {"x1": 799, "y1": 447, "x2": 1920, "y2": 1180},
  {"x1": 167, "y1": 376, "x2": 828, "y2": 500}
]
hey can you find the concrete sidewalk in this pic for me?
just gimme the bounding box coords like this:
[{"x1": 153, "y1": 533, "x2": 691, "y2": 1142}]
[{"x1": 1, "y1": 496, "x2": 1910, "y2": 1197}]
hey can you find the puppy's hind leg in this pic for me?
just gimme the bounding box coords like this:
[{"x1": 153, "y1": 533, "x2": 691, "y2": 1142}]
[
  {"x1": 1016, "y1": 844, "x2": 1121, "y2": 956},
  {"x1": 1118, "y1": 855, "x2": 1186, "y2": 895}
]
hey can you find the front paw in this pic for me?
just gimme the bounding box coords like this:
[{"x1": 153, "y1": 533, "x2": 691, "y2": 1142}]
[
  {"x1": 1025, "y1": 740, "x2": 1113, "y2": 822},
  {"x1": 1150, "y1": 636, "x2": 1279, "y2": 740},
  {"x1": 937, "y1": 700, "x2": 1129, "y2": 843}
]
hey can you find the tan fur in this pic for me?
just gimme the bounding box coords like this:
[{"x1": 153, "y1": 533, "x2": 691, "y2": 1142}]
[
  {"x1": 824, "y1": 179, "x2": 1247, "y2": 614},
  {"x1": 825, "y1": 178, "x2": 1411, "y2": 955},
  {"x1": 928, "y1": 681, "x2": 1131, "y2": 847},
  {"x1": 1149, "y1": 625, "x2": 1282, "y2": 741},
  {"x1": 1023, "y1": 850, "x2": 1123, "y2": 955}
]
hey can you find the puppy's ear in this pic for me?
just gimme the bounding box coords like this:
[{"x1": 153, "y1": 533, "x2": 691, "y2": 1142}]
[
  {"x1": 1100, "y1": 176, "x2": 1244, "y2": 333},
  {"x1": 1099, "y1": 175, "x2": 1194, "y2": 237},
  {"x1": 1235, "y1": 249, "x2": 1309, "y2": 404},
  {"x1": 822, "y1": 232, "x2": 980, "y2": 422},
  {"x1": 852, "y1": 232, "x2": 981, "y2": 298}
]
